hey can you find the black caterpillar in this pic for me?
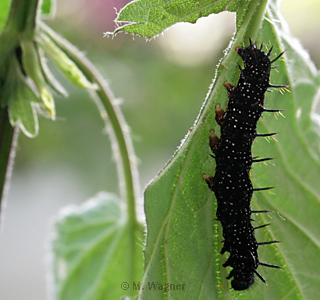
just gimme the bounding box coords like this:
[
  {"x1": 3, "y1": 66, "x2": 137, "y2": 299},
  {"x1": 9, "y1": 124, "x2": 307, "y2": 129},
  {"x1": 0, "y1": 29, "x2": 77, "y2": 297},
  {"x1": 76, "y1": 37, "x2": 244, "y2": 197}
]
[{"x1": 203, "y1": 39, "x2": 285, "y2": 291}]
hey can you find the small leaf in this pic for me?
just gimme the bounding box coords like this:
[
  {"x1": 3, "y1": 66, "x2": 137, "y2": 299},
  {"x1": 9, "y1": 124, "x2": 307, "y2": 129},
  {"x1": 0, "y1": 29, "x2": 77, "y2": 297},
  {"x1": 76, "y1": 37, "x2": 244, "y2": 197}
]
[
  {"x1": 51, "y1": 192, "x2": 144, "y2": 300},
  {"x1": 1, "y1": 55, "x2": 39, "y2": 137},
  {"x1": 41, "y1": 0, "x2": 54, "y2": 16},
  {"x1": 39, "y1": 32, "x2": 97, "y2": 89},
  {"x1": 39, "y1": 48, "x2": 68, "y2": 97},
  {"x1": 8, "y1": 82, "x2": 39, "y2": 137},
  {"x1": 38, "y1": 85, "x2": 55, "y2": 117},
  {"x1": 20, "y1": 39, "x2": 56, "y2": 118}
]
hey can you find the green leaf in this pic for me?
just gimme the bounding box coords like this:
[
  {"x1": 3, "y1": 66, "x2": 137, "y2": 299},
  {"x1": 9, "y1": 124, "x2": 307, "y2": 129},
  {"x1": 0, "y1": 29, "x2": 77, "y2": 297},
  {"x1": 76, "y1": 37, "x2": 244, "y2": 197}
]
[
  {"x1": 0, "y1": 0, "x2": 10, "y2": 31},
  {"x1": 38, "y1": 48, "x2": 68, "y2": 97},
  {"x1": 140, "y1": 1, "x2": 320, "y2": 300},
  {"x1": 51, "y1": 192, "x2": 144, "y2": 300},
  {"x1": 41, "y1": 0, "x2": 54, "y2": 16},
  {"x1": 114, "y1": 0, "x2": 241, "y2": 38},
  {"x1": 38, "y1": 32, "x2": 97, "y2": 90},
  {"x1": 21, "y1": 39, "x2": 56, "y2": 119},
  {"x1": 1, "y1": 55, "x2": 39, "y2": 137},
  {"x1": 8, "y1": 82, "x2": 39, "y2": 137},
  {"x1": 113, "y1": 0, "x2": 268, "y2": 38}
]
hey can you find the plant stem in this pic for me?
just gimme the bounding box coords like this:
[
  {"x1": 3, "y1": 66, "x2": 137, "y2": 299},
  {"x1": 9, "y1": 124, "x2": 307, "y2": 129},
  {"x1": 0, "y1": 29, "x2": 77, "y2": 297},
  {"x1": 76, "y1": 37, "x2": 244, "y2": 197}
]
[
  {"x1": 40, "y1": 23, "x2": 140, "y2": 289},
  {"x1": 0, "y1": 0, "x2": 40, "y2": 222},
  {"x1": 0, "y1": 107, "x2": 17, "y2": 219},
  {"x1": 0, "y1": 0, "x2": 40, "y2": 63},
  {"x1": 235, "y1": 0, "x2": 269, "y2": 44},
  {"x1": 5, "y1": 0, "x2": 40, "y2": 33}
]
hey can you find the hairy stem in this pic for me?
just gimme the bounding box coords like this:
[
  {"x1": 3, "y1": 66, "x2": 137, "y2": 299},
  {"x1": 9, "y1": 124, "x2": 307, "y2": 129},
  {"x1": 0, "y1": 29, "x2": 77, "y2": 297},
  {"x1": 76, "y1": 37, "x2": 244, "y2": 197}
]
[
  {"x1": 40, "y1": 23, "x2": 140, "y2": 290},
  {"x1": 0, "y1": 107, "x2": 17, "y2": 220},
  {"x1": 5, "y1": 0, "x2": 40, "y2": 33},
  {"x1": 0, "y1": 0, "x2": 41, "y2": 222}
]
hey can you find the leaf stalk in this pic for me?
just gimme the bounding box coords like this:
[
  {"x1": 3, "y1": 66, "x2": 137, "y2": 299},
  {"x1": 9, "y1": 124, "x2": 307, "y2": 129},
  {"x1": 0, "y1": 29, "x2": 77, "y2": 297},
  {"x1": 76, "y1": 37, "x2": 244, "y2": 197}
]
[{"x1": 40, "y1": 23, "x2": 140, "y2": 289}]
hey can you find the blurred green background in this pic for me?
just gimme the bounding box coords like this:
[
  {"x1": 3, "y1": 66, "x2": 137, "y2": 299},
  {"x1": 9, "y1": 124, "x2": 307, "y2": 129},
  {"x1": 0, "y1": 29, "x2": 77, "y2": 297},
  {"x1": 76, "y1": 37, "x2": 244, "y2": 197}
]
[{"x1": 0, "y1": 0, "x2": 319, "y2": 299}]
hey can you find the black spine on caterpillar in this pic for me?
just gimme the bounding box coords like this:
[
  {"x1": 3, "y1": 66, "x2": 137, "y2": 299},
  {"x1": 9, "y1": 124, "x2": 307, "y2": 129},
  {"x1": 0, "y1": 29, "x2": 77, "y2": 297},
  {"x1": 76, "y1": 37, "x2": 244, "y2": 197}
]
[{"x1": 204, "y1": 39, "x2": 284, "y2": 291}]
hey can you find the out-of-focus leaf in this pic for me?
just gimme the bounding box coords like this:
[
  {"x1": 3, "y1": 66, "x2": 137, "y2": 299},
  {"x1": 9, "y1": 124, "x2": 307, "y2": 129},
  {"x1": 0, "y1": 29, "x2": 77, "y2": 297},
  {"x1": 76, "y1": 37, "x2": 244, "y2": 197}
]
[
  {"x1": 38, "y1": 32, "x2": 97, "y2": 90},
  {"x1": 1, "y1": 55, "x2": 39, "y2": 137},
  {"x1": 39, "y1": 48, "x2": 68, "y2": 97},
  {"x1": 51, "y1": 192, "x2": 144, "y2": 300},
  {"x1": 41, "y1": 0, "x2": 54, "y2": 16},
  {"x1": 21, "y1": 39, "x2": 56, "y2": 119},
  {"x1": 8, "y1": 82, "x2": 39, "y2": 137},
  {"x1": 139, "y1": 0, "x2": 320, "y2": 299}
]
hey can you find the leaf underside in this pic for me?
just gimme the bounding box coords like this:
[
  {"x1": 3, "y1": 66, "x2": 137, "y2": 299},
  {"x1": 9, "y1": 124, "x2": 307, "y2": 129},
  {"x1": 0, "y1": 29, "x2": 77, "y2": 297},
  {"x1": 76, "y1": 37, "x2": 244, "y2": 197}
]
[
  {"x1": 114, "y1": 0, "x2": 242, "y2": 38},
  {"x1": 51, "y1": 193, "x2": 144, "y2": 300},
  {"x1": 139, "y1": 1, "x2": 320, "y2": 300}
]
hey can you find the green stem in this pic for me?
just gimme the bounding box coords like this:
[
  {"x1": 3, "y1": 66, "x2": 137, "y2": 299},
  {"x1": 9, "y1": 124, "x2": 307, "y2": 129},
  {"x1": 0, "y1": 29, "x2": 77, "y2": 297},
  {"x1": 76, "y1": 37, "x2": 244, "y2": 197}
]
[
  {"x1": 235, "y1": 0, "x2": 269, "y2": 43},
  {"x1": 5, "y1": 0, "x2": 40, "y2": 33},
  {"x1": 0, "y1": 0, "x2": 40, "y2": 64},
  {"x1": 0, "y1": 107, "x2": 17, "y2": 215},
  {"x1": 40, "y1": 23, "x2": 140, "y2": 290},
  {"x1": 0, "y1": 0, "x2": 40, "y2": 221}
]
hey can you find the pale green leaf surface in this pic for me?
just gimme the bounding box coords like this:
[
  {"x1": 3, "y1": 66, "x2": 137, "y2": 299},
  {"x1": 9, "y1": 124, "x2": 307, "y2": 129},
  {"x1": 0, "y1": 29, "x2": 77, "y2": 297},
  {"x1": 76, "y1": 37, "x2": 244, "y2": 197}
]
[
  {"x1": 39, "y1": 47, "x2": 68, "y2": 97},
  {"x1": 114, "y1": 0, "x2": 242, "y2": 38},
  {"x1": 140, "y1": 1, "x2": 320, "y2": 299},
  {"x1": 51, "y1": 192, "x2": 144, "y2": 300},
  {"x1": 8, "y1": 83, "x2": 39, "y2": 137},
  {"x1": 2, "y1": 55, "x2": 39, "y2": 137},
  {"x1": 39, "y1": 32, "x2": 97, "y2": 90}
]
